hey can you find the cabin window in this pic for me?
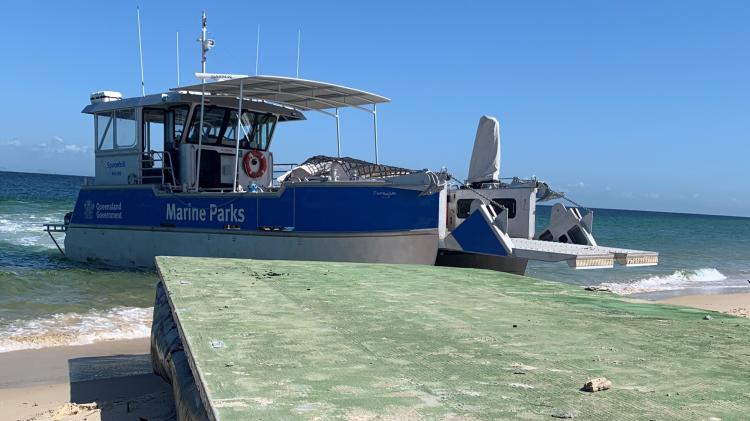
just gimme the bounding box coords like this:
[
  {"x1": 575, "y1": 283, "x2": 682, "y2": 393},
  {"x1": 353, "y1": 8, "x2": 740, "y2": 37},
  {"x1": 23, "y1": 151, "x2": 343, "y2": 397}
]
[
  {"x1": 115, "y1": 109, "x2": 137, "y2": 149},
  {"x1": 187, "y1": 106, "x2": 227, "y2": 146},
  {"x1": 491, "y1": 198, "x2": 516, "y2": 219},
  {"x1": 251, "y1": 114, "x2": 277, "y2": 150},
  {"x1": 172, "y1": 106, "x2": 189, "y2": 143},
  {"x1": 456, "y1": 198, "x2": 516, "y2": 219},
  {"x1": 143, "y1": 109, "x2": 165, "y2": 152},
  {"x1": 223, "y1": 111, "x2": 255, "y2": 148},
  {"x1": 456, "y1": 199, "x2": 476, "y2": 219},
  {"x1": 186, "y1": 106, "x2": 277, "y2": 150},
  {"x1": 96, "y1": 112, "x2": 114, "y2": 150},
  {"x1": 567, "y1": 225, "x2": 588, "y2": 245}
]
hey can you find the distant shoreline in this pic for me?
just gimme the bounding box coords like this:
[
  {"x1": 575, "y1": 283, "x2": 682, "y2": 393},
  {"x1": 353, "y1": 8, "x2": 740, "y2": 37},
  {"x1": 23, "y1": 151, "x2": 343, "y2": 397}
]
[{"x1": 0, "y1": 169, "x2": 90, "y2": 178}]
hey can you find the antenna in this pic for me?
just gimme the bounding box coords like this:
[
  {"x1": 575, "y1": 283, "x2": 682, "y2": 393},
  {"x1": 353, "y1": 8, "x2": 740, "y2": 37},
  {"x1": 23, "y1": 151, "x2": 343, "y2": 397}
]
[
  {"x1": 176, "y1": 32, "x2": 180, "y2": 86},
  {"x1": 198, "y1": 11, "x2": 215, "y2": 73},
  {"x1": 296, "y1": 29, "x2": 301, "y2": 78},
  {"x1": 136, "y1": 7, "x2": 145, "y2": 96},
  {"x1": 195, "y1": 11, "x2": 215, "y2": 191},
  {"x1": 255, "y1": 24, "x2": 260, "y2": 75}
]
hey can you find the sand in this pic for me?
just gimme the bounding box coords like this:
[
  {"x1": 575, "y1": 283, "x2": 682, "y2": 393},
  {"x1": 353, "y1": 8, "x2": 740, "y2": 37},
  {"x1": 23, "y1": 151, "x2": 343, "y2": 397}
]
[
  {"x1": 0, "y1": 338, "x2": 175, "y2": 421},
  {"x1": 657, "y1": 292, "x2": 750, "y2": 318}
]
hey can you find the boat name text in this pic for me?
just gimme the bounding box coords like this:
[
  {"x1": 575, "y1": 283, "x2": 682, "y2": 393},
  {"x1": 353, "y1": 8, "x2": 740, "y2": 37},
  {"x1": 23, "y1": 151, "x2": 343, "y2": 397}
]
[
  {"x1": 106, "y1": 161, "x2": 127, "y2": 169},
  {"x1": 165, "y1": 203, "x2": 245, "y2": 223}
]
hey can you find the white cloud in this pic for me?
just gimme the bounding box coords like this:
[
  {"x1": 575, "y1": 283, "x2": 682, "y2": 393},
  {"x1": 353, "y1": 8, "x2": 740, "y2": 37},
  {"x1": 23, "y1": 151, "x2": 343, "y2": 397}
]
[
  {"x1": 566, "y1": 181, "x2": 585, "y2": 189},
  {"x1": 0, "y1": 139, "x2": 21, "y2": 147},
  {"x1": 3, "y1": 136, "x2": 90, "y2": 155},
  {"x1": 63, "y1": 144, "x2": 88, "y2": 153}
]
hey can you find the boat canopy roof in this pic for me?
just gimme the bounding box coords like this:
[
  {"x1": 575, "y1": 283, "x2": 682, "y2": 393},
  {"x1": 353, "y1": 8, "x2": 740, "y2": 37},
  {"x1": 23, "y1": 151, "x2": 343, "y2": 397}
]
[
  {"x1": 171, "y1": 75, "x2": 390, "y2": 113},
  {"x1": 81, "y1": 91, "x2": 305, "y2": 121}
]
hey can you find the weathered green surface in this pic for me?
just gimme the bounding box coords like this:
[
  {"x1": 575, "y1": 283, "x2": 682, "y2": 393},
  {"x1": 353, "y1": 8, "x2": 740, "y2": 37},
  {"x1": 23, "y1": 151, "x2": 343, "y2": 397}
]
[{"x1": 156, "y1": 256, "x2": 750, "y2": 420}]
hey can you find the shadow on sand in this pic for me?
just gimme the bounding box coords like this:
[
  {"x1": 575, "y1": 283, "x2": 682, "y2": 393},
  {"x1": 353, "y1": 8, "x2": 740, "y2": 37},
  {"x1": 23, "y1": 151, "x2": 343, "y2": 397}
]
[{"x1": 68, "y1": 354, "x2": 175, "y2": 420}]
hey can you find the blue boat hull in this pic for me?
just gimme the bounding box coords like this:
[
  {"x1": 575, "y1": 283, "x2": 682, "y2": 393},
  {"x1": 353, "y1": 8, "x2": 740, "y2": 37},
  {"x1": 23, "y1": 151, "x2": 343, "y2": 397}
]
[{"x1": 64, "y1": 184, "x2": 441, "y2": 268}]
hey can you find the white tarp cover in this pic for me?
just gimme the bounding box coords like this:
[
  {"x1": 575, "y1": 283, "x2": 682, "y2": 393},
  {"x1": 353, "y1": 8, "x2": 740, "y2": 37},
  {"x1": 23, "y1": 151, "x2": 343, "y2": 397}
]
[{"x1": 467, "y1": 116, "x2": 500, "y2": 184}]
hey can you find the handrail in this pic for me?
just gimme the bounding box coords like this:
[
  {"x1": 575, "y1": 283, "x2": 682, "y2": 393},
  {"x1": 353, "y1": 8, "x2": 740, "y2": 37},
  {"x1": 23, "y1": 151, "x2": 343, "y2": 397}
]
[
  {"x1": 273, "y1": 162, "x2": 297, "y2": 176},
  {"x1": 272, "y1": 163, "x2": 297, "y2": 187},
  {"x1": 142, "y1": 150, "x2": 177, "y2": 187}
]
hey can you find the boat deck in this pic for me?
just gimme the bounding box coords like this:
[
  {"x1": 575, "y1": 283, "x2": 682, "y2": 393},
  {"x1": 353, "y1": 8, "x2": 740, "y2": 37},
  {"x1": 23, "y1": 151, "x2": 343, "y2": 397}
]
[
  {"x1": 155, "y1": 256, "x2": 748, "y2": 420},
  {"x1": 510, "y1": 238, "x2": 659, "y2": 269}
]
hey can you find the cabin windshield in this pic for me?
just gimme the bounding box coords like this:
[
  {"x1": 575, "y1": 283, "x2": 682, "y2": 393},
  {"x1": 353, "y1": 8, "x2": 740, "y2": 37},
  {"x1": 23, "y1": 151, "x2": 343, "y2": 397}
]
[{"x1": 186, "y1": 106, "x2": 277, "y2": 150}]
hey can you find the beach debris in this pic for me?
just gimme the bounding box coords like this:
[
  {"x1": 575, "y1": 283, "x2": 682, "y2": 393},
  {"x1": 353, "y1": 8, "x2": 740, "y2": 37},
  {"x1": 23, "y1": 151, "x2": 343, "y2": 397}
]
[
  {"x1": 510, "y1": 363, "x2": 537, "y2": 371},
  {"x1": 211, "y1": 339, "x2": 226, "y2": 349},
  {"x1": 53, "y1": 402, "x2": 99, "y2": 418},
  {"x1": 582, "y1": 377, "x2": 612, "y2": 392},
  {"x1": 509, "y1": 382, "x2": 535, "y2": 389},
  {"x1": 703, "y1": 315, "x2": 712, "y2": 320}
]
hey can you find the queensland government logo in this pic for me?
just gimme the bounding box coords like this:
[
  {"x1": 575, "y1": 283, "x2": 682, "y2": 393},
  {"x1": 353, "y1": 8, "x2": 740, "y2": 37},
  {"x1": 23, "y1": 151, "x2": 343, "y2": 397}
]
[
  {"x1": 83, "y1": 200, "x2": 95, "y2": 219},
  {"x1": 82, "y1": 200, "x2": 123, "y2": 220}
]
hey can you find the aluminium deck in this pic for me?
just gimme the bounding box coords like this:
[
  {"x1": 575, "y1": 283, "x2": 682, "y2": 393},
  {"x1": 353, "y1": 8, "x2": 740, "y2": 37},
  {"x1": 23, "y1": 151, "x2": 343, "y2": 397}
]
[
  {"x1": 510, "y1": 238, "x2": 659, "y2": 269},
  {"x1": 155, "y1": 256, "x2": 749, "y2": 420}
]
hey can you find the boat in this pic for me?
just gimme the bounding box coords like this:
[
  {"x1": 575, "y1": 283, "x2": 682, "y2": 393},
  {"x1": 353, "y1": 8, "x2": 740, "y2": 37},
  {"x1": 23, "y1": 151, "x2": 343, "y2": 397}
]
[
  {"x1": 52, "y1": 77, "x2": 447, "y2": 267},
  {"x1": 44, "y1": 15, "x2": 657, "y2": 274}
]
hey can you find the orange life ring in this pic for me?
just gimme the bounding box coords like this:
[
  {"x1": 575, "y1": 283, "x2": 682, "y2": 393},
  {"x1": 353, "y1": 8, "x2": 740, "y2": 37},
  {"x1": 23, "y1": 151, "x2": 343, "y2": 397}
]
[{"x1": 243, "y1": 150, "x2": 267, "y2": 179}]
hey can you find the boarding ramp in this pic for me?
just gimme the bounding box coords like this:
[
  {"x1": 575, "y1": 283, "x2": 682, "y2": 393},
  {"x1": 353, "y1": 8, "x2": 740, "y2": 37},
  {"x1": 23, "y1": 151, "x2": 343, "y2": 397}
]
[
  {"x1": 443, "y1": 204, "x2": 658, "y2": 269},
  {"x1": 510, "y1": 238, "x2": 658, "y2": 269}
]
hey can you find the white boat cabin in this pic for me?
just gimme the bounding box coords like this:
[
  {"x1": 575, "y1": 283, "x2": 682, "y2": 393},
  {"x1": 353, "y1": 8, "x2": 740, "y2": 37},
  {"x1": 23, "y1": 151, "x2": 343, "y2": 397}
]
[
  {"x1": 83, "y1": 89, "x2": 302, "y2": 190},
  {"x1": 81, "y1": 76, "x2": 389, "y2": 192}
]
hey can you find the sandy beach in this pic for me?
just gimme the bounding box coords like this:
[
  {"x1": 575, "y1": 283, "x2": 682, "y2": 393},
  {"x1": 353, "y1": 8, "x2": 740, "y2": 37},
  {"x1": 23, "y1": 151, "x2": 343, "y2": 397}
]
[
  {"x1": 657, "y1": 292, "x2": 750, "y2": 318},
  {"x1": 0, "y1": 338, "x2": 175, "y2": 421}
]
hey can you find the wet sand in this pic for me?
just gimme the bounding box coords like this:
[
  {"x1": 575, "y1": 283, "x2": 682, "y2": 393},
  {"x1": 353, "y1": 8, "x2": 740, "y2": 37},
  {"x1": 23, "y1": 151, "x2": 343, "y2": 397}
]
[
  {"x1": 0, "y1": 338, "x2": 175, "y2": 421},
  {"x1": 657, "y1": 292, "x2": 750, "y2": 318}
]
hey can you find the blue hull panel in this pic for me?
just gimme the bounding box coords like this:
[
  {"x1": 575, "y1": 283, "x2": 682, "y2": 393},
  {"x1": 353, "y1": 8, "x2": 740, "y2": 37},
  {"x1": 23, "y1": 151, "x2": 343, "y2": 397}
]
[{"x1": 70, "y1": 185, "x2": 440, "y2": 233}]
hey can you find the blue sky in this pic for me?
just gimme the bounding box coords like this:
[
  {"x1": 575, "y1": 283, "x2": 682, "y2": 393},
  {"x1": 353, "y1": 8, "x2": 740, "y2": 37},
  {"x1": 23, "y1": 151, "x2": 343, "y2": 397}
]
[{"x1": 1, "y1": 1, "x2": 748, "y2": 217}]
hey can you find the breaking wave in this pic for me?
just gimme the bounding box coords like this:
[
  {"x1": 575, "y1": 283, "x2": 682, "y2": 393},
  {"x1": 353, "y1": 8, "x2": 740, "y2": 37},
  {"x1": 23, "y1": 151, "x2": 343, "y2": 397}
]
[
  {"x1": 597, "y1": 268, "x2": 728, "y2": 295},
  {"x1": 0, "y1": 306, "x2": 152, "y2": 353},
  {"x1": 0, "y1": 213, "x2": 65, "y2": 249}
]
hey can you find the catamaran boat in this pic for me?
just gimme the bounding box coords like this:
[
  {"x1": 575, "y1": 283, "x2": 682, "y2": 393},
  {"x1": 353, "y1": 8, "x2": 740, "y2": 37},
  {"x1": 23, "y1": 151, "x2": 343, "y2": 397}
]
[
  {"x1": 48, "y1": 78, "x2": 448, "y2": 267},
  {"x1": 44, "y1": 18, "x2": 658, "y2": 274}
]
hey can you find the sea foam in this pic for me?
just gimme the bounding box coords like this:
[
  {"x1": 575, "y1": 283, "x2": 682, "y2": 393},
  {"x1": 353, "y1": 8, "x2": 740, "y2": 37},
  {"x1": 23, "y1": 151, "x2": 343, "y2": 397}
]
[
  {"x1": 596, "y1": 268, "x2": 728, "y2": 295},
  {"x1": 0, "y1": 213, "x2": 65, "y2": 249},
  {"x1": 0, "y1": 306, "x2": 152, "y2": 353}
]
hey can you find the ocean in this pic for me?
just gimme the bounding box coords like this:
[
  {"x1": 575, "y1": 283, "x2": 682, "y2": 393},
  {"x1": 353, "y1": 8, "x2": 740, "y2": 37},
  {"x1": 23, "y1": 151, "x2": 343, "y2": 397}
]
[{"x1": 1, "y1": 170, "x2": 748, "y2": 353}]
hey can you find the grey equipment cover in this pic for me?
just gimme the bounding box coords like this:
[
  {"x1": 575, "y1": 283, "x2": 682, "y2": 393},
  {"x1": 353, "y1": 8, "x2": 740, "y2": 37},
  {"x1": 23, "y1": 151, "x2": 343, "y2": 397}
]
[{"x1": 467, "y1": 116, "x2": 500, "y2": 184}]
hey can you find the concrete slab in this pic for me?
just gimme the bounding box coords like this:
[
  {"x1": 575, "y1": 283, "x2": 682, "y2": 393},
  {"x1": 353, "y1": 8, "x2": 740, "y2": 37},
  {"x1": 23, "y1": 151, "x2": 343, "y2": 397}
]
[{"x1": 155, "y1": 256, "x2": 750, "y2": 420}]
